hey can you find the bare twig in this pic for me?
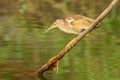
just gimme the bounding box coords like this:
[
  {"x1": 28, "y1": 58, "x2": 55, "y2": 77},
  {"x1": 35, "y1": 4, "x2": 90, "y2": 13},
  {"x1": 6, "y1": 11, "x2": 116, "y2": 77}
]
[{"x1": 36, "y1": 0, "x2": 120, "y2": 75}]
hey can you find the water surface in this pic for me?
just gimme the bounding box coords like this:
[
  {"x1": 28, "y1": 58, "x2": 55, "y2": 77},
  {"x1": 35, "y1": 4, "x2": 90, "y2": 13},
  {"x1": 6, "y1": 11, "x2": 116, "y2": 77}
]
[{"x1": 0, "y1": 0, "x2": 120, "y2": 80}]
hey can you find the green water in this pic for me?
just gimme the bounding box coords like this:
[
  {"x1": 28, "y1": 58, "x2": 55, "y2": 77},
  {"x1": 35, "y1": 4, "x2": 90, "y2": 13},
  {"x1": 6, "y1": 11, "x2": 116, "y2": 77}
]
[{"x1": 0, "y1": 0, "x2": 120, "y2": 80}]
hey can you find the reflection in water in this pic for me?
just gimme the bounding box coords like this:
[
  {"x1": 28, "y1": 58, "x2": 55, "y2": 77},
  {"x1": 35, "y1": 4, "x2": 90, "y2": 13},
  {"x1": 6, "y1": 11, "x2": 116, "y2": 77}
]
[
  {"x1": 38, "y1": 74, "x2": 47, "y2": 80},
  {"x1": 0, "y1": 0, "x2": 120, "y2": 80}
]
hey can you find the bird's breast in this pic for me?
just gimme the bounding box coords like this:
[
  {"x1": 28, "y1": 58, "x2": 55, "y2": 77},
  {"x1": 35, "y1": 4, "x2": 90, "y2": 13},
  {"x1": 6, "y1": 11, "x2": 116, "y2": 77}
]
[{"x1": 58, "y1": 25, "x2": 79, "y2": 34}]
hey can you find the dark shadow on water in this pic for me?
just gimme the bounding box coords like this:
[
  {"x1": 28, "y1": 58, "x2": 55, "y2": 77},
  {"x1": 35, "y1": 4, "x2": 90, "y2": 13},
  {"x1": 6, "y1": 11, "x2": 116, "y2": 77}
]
[{"x1": 38, "y1": 74, "x2": 47, "y2": 80}]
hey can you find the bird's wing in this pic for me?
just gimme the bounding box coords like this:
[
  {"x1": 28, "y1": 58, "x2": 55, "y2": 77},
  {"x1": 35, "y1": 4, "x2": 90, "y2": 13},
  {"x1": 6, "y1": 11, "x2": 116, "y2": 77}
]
[
  {"x1": 70, "y1": 18, "x2": 94, "y2": 33},
  {"x1": 64, "y1": 15, "x2": 95, "y2": 33}
]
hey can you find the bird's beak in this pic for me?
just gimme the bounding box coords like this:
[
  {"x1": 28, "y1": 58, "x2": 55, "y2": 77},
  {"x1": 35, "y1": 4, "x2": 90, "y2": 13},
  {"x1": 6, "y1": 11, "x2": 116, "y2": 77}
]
[{"x1": 43, "y1": 24, "x2": 56, "y2": 34}]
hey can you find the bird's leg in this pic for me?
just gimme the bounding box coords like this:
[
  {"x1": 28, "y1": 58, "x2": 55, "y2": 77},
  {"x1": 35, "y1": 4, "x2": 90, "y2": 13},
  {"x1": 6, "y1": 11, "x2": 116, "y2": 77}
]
[{"x1": 48, "y1": 57, "x2": 59, "y2": 72}]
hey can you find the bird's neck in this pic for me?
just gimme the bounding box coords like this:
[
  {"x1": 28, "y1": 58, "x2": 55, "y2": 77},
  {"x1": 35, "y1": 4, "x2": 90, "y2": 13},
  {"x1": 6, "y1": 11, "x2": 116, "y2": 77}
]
[{"x1": 57, "y1": 22, "x2": 79, "y2": 34}]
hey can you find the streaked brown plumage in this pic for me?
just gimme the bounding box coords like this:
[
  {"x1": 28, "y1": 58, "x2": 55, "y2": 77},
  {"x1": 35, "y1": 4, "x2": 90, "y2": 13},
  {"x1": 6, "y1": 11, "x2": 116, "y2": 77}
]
[{"x1": 44, "y1": 15, "x2": 99, "y2": 34}]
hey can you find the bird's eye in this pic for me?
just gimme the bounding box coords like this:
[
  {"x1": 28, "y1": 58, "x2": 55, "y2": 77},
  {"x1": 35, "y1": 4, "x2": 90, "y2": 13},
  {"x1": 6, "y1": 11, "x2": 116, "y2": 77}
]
[{"x1": 80, "y1": 28, "x2": 86, "y2": 32}]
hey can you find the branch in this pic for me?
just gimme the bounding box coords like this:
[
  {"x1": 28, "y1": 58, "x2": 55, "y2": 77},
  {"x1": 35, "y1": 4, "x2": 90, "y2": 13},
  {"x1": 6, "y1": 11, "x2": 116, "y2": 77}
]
[{"x1": 36, "y1": 0, "x2": 120, "y2": 75}]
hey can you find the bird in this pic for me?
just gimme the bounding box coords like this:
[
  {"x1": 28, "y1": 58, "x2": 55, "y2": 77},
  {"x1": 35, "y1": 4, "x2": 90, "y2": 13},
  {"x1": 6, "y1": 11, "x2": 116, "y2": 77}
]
[
  {"x1": 44, "y1": 14, "x2": 100, "y2": 34},
  {"x1": 43, "y1": 15, "x2": 100, "y2": 72}
]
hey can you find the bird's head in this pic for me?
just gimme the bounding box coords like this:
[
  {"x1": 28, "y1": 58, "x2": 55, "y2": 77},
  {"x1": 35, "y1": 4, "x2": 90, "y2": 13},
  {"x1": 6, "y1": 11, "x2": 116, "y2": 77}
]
[{"x1": 44, "y1": 19, "x2": 62, "y2": 33}]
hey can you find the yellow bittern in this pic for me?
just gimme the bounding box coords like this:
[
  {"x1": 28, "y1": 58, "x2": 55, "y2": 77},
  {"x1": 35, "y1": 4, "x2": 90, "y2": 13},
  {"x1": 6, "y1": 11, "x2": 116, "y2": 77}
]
[
  {"x1": 44, "y1": 15, "x2": 100, "y2": 72},
  {"x1": 44, "y1": 15, "x2": 100, "y2": 34}
]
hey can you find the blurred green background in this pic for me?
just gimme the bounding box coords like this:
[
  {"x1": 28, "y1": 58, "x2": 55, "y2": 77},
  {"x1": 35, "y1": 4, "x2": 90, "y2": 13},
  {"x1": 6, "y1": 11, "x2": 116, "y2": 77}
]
[{"x1": 0, "y1": 0, "x2": 120, "y2": 80}]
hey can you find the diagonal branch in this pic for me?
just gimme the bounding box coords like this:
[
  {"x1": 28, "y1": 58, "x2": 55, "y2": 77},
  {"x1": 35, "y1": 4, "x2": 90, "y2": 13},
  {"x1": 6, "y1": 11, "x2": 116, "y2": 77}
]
[{"x1": 36, "y1": 0, "x2": 120, "y2": 75}]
